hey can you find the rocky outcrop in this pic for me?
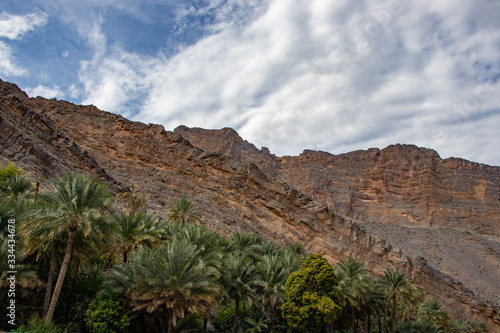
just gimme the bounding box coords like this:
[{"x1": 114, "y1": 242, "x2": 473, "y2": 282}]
[
  {"x1": 1, "y1": 80, "x2": 499, "y2": 331},
  {"x1": 0, "y1": 81, "x2": 126, "y2": 191},
  {"x1": 175, "y1": 126, "x2": 500, "y2": 236},
  {"x1": 174, "y1": 127, "x2": 500, "y2": 329}
]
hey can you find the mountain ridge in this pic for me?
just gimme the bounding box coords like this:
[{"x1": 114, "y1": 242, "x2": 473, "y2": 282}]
[{"x1": 1, "y1": 79, "x2": 499, "y2": 331}]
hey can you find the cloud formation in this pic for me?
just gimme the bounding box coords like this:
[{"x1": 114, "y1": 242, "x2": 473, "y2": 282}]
[
  {"x1": 0, "y1": 41, "x2": 27, "y2": 76},
  {"x1": 0, "y1": 11, "x2": 48, "y2": 77},
  {"x1": 3, "y1": 0, "x2": 500, "y2": 165},
  {"x1": 0, "y1": 12, "x2": 48, "y2": 40}
]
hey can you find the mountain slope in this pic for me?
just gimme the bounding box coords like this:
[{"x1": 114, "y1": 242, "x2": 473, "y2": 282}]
[
  {"x1": 1, "y1": 79, "x2": 499, "y2": 331},
  {"x1": 175, "y1": 125, "x2": 500, "y2": 306}
]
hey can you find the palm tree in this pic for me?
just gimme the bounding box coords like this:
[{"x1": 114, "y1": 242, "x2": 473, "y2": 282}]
[
  {"x1": 334, "y1": 257, "x2": 371, "y2": 333},
  {"x1": 0, "y1": 235, "x2": 43, "y2": 289},
  {"x1": 112, "y1": 211, "x2": 166, "y2": 263},
  {"x1": 0, "y1": 173, "x2": 34, "y2": 202},
  {"x1": 106, "y1": 238, "x2": 221, "y2": 333},
  {"x1": 226, "y1": 232, "x2": 264, "y2": 263},
  {"x1": 167, "y1": 197, "x2": 201, "y2": 225},
  {"x1": 417, "y1": 298, "x2": 450, "y2": 330},
  {"x1": 220, "y1": 252, "x2": 261, "y2": 333},
  {"x1": 379, "y1": 268, "x2": 413, "y2": 333},
  {"x1": 117, "y1": 184, "x2": 147, "y2": 213},
  {"x1": 256, "y1": 252, "x2": 288, "y2": 332},
  {"x1": 0, "y1": 196, "x2": 32, "y2": 237},
  {"x1": 21, "y1": 173, "x2": 113, "y2": 324},
  {"x1": 370, "y1": 281, "x2": 389, "y2": 333}
]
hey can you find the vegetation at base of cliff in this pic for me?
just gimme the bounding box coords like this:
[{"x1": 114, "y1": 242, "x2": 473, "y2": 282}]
[{"x1": 0, "y1": 164, "x2": 489, "y2": 333}]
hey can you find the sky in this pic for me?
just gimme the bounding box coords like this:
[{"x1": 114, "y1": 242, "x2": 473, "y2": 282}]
[{"x1": 1, "y1": 0, "x2": 500, "y2": 166}]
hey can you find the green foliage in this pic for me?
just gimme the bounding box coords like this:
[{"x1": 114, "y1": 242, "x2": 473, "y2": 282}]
[
  {"x1": 417, "y1": 297, "x2": 450, "y2": 329},
  {"x1": 397, "y1": 319, "x2": 442, "y2": 333},
  {"x1": 1, "y1": 170, "x2": 488, "y2": 333},
  {"x1": 0, "y1": 162, "x2": 20, "y2": 183},
  {"x1": 282, "y1": 253, "x2": 342, "y2": 331},
  {"x1": 84, "y1": 291, "x2": 130, "y2": 333},
  {"x1": 244, "y1": 316, "x2": 269, "y2": 333},
  {"x1": 448, "y1": 319, "x2": 489, "y2": 333},
  {"x1": 14, "y1": 313, "x2": 65, "y2": 333},
  {"x1": 0, "y1": 174, "x2": 34, "y2": 202},
  {"x1": 106, "y1": 238, "x2": 220, "y2": 332},
  {"x1": 213, "y1": 304, "x2": 251, "y2": 332},
  {"x1": 167, "y1": 197, "x2": 201, "y2": 224}
]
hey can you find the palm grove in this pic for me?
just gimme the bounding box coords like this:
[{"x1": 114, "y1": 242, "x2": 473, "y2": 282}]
[{"x1": 0, "y1": 163, "x2": 488, "y2": 333}]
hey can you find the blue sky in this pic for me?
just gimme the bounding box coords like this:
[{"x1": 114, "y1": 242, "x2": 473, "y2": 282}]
[{"x1": 1, "y1": 0, "x2": 500, "y2": 166}]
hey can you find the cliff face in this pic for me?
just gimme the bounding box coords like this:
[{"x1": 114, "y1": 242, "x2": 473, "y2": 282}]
[
  {"x1": 1, "y1": 80, "x2": 499, "y2": 331},
  {"x1": 175, "y1": 126, "x2": 500, "y2": 236}
]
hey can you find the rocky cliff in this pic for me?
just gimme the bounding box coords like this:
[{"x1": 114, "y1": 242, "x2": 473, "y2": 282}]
[
  {"x1": 1, "y1": 80, "x2": 499, "y2": 331},
  {"x1": 176, "y1": 126, "x2": 500, "y2": 308}
]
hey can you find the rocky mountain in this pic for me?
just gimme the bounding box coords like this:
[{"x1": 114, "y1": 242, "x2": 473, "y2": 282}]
[
  {"x1": 1, "y1": 79, "x2": 499, "y2": 331},
  {"x1": 176, "y1": 126, "x2": 500, "y2": 305}
]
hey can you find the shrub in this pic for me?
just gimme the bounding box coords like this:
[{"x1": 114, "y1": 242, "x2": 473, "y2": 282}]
[
  {"x1": 14, "y1": 313, "x2": 65, "y2": 333},
  {"x1": 0, "y1": 162, "x2": 20, "y2": 183},
  {"x1": 84, "y1": 291, "x2": 130, "y2": 333}
]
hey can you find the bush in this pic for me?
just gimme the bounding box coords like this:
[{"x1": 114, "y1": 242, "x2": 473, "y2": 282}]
[
  {"x1": 14, "y1": 313, "x2": 65, "y2": 333},
  {"x1": 0, "y1": 163, "x2": 20, "y2": 183},
  {"x1": 213, "y1": 304, "x2": 252, "y2": 332},
  {"x1": 84, "y1": 291, "x2": 130, "y2": 333}
]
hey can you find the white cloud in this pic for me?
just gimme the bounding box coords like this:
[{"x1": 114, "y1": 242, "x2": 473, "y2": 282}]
[
  {"x1": 0, "y1": 11, "x2": 48, "y2": 40},
  {"x1": 76, "y1": 0, "x2": 500, "y2": 165},
  {"x1": 0, "y1": 11, "x2": 48, "y2": 78},
  {"x1": 26, "y1": 84, "x2": 63, "y2": 99},
  {"x1": 0, "y1": 41, "x2": 27, "y2": 76},
  {"x1": 78, "y1": 22, "x2": 158, "y2": 117}
]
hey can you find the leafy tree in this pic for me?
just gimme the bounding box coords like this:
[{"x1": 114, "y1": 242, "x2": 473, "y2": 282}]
[
  {"x1": 84, "y1": 291, "x2": 130, "y2": 333},
  {"x1": 167, "y1": 197, "x2": 201, "y2": 224},
  {"x1": 281, "y1": 253, "x2": 342, "y2": 332},
  {"x1": 21, "y1": 173, "x2": 114, "y2": 324}
]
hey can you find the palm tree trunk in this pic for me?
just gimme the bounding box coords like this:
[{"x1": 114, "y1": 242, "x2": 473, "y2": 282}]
[
  {"x1": 168, "y1": 314, "x2": 174, "y2": 333},
  {"x1": 233, "y1": 298, "x2": 240, "y2": 333},
  {"x1": 382, "y1": 308, "x2": 387, "y2": 333},
  {"x1": 44, "y1": 229, "x2": 75, "y2": 325},
  {"x1": 270, "y1": 303, "x2": 275, "y2": 333},
  {"x1": 43, "y1": 249, "x2": 57, "y2": 317},
  {"x1": 377, "y1": 309, "x2": 381, "y2": 333},
  {"x1": 391, "y1": 295, "x2": 396, "y2": 333},
  {"x1": 34, "y1": 182, "x2": 39, "y2": 205},
  {"x1": 352, "y1": 306, "x2": 356, "y2": 333}
]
